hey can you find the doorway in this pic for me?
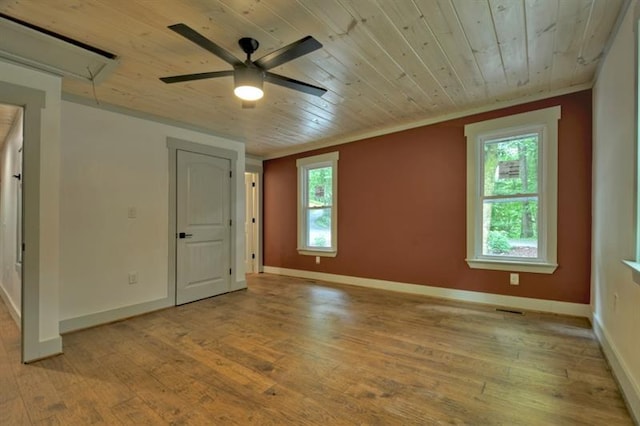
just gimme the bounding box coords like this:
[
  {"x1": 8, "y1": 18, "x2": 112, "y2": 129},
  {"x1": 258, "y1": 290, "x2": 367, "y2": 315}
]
[
  {"x1": 0, "y1": 104, "x2": 23, "y2": 327},
  {"x1": 167, "y1": 137, "x2": 238, "y2": 306},
  {"x1": 175, "y1": 149, "x2": 232, "y2": 305},
  {"x1": 0, "y1": 79, "x2": 56, "y2": 363},
  {"x1": 245, "y1": 172, "x2": 259, "y2": 274}
]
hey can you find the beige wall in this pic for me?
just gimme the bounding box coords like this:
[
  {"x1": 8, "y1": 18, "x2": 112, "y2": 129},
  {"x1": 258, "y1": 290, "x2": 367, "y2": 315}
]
[
  {"x1": 592, "y1": 0, "x2": 640, "y2": 420},
  {"x1": 59, "y1": 101, "x2": 246, "y2": 327}
]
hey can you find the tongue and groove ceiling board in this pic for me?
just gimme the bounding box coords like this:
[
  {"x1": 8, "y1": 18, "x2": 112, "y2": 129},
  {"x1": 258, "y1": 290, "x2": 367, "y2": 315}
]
[{"x1": 0, "y1": 0, "x2": 625, "y2": 156}]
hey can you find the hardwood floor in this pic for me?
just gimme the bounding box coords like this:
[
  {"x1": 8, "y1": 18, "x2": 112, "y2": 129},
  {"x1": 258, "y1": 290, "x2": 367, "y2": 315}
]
[{"x1": 0, "y1": 274, "x2": 634, "y2": 425}]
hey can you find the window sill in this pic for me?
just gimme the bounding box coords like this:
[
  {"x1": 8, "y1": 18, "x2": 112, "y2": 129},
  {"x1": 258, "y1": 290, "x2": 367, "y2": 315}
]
[
  {"x1": 622, "y1": 260, "x2": 640, "y2": 285},
  {"x1": 298, "y1": 249, "x2": 337, "y2": 258},
  {"x1": 466, "y1": 258, "x2": 557, "y2": 274}
]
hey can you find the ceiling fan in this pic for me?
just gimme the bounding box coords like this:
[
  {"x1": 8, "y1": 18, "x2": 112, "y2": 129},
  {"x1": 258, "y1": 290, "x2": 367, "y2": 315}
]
[{"x1": 160, "y1": 23, "x2": 327, "y2": 108}]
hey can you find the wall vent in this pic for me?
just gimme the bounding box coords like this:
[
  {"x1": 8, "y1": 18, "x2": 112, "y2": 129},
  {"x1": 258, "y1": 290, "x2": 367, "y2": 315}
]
[{"x1": 0, "y1": 13, "x2": 118, "y2": 83}]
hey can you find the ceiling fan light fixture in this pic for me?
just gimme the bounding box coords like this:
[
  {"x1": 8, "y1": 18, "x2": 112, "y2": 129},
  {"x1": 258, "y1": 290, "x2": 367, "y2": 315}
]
[
  {"x1": 234, "y1": 84, "x2": 263, "y2": 101},
  {"x1": 234, "y1": 67, "x2": 264, "y2": 101}
]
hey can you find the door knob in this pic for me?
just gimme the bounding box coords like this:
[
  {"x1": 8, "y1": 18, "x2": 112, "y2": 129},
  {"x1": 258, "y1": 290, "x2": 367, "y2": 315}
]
[{"x1": 178, "y1": 232, "x2": 193, "y2": 239}]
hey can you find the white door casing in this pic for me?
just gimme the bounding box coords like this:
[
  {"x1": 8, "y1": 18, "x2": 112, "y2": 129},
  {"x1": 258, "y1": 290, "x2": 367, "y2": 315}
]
[
  {"x1": 244, "y1": 172, "x2": 258, "y2": 273},
  {"x1": 176, "y1": 150, "x2": 231, "y2": 305}
]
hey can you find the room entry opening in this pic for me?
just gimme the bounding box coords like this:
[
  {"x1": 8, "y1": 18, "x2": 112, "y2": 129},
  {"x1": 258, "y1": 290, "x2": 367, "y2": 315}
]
[{"x1": 175, "y1": 149, "x2": 232, "y2": 305}]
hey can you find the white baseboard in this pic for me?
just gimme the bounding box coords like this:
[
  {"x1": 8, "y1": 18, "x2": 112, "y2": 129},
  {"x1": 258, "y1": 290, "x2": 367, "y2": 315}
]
[
  {"x1": 593, "y1": 314, "x2": 640, "y2": 423},
  {"x1": 232, "y1": 279, "x2": 247, "y2": 291},
  {"x1": 263, "y1": 267, "x2": 591, "y2": 317},
  {"x1": 59, "y1": 297, "x2": 173, "y2": 334},
  {"x1": 22, "y1": 335, "x2": 63, "y2": 363},
  {"x1": 38, "y1": 336, "x2": 62, "y2": 358},
  {"x1": 0, "y1": 283, "x2": 20, "y2": 327}
]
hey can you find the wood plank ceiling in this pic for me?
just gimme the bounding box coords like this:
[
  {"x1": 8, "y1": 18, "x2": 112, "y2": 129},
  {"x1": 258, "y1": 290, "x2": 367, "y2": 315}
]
[{"x1": 0, "y1": 0, "x2": 626, "y2": 157}]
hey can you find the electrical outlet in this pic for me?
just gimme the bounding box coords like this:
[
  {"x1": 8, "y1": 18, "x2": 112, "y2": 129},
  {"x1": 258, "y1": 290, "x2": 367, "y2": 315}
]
[
  {"x1": 315, "y1": 256, "x2": 320, "y2": 264},
  {"x1": 128, "y1": 272, "x2": 138, "y2": 285},
  {"x1": 509, "y1": 273, "x2": 519, "y2": 285},
  {"x1": 128, "y1": 207, "x2": 137, "y2": 219}
]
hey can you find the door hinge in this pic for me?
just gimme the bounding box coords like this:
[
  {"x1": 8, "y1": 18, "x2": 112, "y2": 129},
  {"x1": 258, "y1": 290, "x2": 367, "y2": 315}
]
[
  {"x1": 229, "y1": 171, "x2": 232, "y2": 178},
  {"x1": 229, "y1": 268, "x2": 232, "y2": 275},
  {"x1": 252, "y1": 218, "x2": 255, "y2": 223},
  {"x1": 252, "y1": 182, "x2": 256, "y2": 187},
  {"x1": 229, "y1": 219, "x2": 232, "y2": 226},
  {"x1": 22, "y1": 243, "x2": 25, "y2": 251},
  {"x1": 252, "y1": 253, "x2": 255, "y2": 259}
]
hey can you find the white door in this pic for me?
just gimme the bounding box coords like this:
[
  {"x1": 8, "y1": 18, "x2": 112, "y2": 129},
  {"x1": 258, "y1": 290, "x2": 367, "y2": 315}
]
[{"x1": 176, "y1": 150, "x2": 231, "y2": 305}]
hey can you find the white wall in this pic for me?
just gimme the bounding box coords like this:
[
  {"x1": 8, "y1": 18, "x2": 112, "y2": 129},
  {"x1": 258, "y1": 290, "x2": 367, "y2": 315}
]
[
  {"x1": 0, "y1": 109, "x2": 22, "y2": 322},
  {"x1": 0, "y1": 59, "x2": 62, "y2": 359},
  {"x1": 59, "y1": 101, "x2": 246, "y2": 325},
  {"x1": 592, "y1": 0, "x2": 640, "y2": 421}
]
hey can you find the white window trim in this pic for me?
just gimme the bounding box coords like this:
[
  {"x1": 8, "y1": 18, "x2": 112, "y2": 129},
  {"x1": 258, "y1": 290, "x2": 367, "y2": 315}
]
[
  {"x1": 623, "y1": 17, "x2": 640, "y2": 284},
  {"x1": 465, "y1": 106, "x2": 560, "y2": 274},
  {"x1": 297, "y1": 151, "x2": 339, "y2": 257}
]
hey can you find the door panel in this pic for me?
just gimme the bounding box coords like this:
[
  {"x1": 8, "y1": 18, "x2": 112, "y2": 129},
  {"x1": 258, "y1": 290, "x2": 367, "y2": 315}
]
[{"x1": 176, "y1": 150, "x2": 231, "y2": 305}]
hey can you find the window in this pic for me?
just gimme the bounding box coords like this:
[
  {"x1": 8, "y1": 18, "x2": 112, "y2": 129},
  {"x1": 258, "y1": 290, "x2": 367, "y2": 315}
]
[
  {"x1": 297, "y1": 152, "x2": 338, "y2": 257},
  {"x1": 465, "y1": 106, "x2": 560, "y2": 273}
]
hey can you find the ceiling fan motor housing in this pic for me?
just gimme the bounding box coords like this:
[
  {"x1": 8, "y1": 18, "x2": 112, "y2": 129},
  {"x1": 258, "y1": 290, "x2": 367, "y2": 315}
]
[
  {"x1": 238, "y1": 37, "x2": 259, "y2": 56},
  {"x1": 234, "y1": 66, "x2": 264, "y2": 100}
]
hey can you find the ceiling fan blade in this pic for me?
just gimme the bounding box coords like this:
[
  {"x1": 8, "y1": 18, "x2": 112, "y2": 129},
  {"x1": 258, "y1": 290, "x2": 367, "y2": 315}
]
[
  {"x1": 168, "y1": 23, "x2": 243, "y2": 67},
  {"x1": 265, "y1": 72, "x2": 327, "y2": 97},
  {"x1": 160, "y1": 70, "x2": 234, "y2": 84},
  {"x1": 242, "y1": 101, "x2": 256, "y2": 109},
  {"x1": 254, "y1": 36, "x2": 322, "y2": 70}
]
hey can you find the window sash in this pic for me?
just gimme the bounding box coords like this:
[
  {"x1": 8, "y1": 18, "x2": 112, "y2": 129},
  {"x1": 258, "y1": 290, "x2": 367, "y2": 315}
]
[
  {"x1": 305, "y1": 205, "x2": 332, "y2": 210},
  {"x1": 476, "y1": 129, "x2": 544, "y2": 262},
  {"x1": 305, "y1": 206, "x2": 332, "y2": 248},
  {"x1": 479, "y1": 197, "x2": 541, "y2": 261}
]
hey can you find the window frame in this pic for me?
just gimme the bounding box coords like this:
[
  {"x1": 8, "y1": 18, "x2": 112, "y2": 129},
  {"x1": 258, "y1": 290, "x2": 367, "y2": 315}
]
[
  {"x1": 465, "y1": 106, "x2": 561, "y2": 274},
  {"x1": 296, "y1": 151, "x2": 339, "y2": 257}
]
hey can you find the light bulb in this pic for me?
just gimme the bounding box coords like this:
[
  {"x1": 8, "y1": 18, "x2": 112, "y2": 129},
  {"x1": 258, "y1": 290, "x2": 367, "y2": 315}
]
[{"x1": 234, "y1": 85, "x2": 264, "y2": 101}]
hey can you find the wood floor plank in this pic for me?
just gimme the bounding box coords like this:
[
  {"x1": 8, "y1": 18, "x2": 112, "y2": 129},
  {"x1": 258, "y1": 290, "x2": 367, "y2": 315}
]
[
  {"x1": 0, "y1": 273, "x2": 634, "y2": 424},
  {"x1": 0, "y1": 394, "x2": 31, "y2": 425}
]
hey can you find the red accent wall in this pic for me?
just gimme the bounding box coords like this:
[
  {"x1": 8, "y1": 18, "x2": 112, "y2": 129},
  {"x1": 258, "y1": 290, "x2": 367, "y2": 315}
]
[{"x1": 264, "y1": 90, "x2": 592, "y2": 304}]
